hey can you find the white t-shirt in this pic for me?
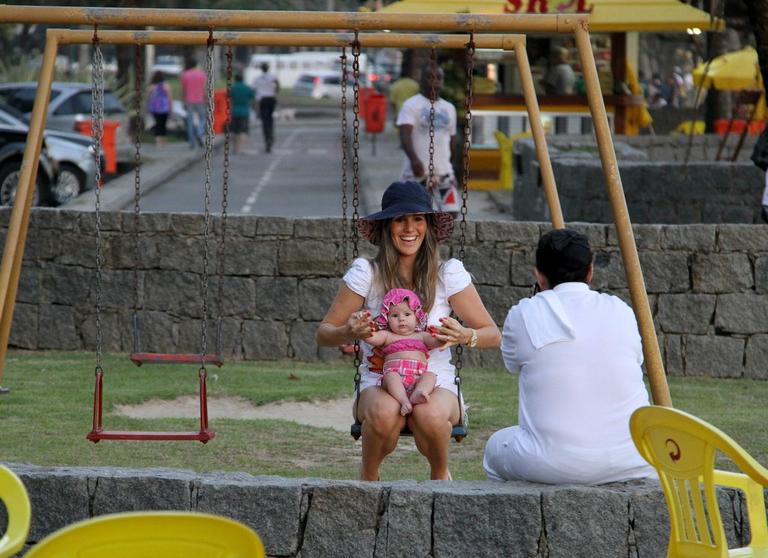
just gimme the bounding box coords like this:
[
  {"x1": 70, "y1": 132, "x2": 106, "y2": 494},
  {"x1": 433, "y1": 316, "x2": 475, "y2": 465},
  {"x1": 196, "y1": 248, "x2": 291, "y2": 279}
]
[
  {"x1": 252, "y1": 73, "x2": 278, "y2": 100},
  {"x1": 484, "y1": 282, "x2": 655, "y2": 484},
  {"x1": 396, "y1": 94, "x2": 457, "y2": 181},
  {"x1": 343, "y1": 257, "x2": 471, "y2": 394}
]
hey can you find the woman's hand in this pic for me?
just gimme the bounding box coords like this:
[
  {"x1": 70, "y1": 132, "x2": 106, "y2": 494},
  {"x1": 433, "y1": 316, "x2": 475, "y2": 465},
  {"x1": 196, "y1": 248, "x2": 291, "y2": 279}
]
[
  {"x1": 346, "y1": 310, "x2": 376, "y2": 341},
  {"x1": 429, "y1": 317, "x2": 471, "y2": 350}
]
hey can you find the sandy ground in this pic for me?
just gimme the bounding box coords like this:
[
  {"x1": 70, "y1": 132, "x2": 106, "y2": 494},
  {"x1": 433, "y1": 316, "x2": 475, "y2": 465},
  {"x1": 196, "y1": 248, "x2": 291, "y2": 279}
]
[{"x1": 114, "y1": 396, "x2": 354, "y2": 433}]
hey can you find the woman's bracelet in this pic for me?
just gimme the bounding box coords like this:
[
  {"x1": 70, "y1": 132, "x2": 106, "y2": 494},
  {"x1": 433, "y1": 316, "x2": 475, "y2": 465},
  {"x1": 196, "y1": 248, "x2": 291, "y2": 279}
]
[{"x1": 465, "y1": 328, "x2": 478, "y2": 348}]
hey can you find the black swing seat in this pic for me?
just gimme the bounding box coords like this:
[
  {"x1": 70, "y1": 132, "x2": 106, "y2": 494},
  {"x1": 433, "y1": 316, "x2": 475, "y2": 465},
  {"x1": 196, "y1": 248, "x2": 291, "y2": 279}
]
[
  {"x1": 130, "y1": 352, "x2": 224, "y2": 367},
  {"x1": 350, "y1": 421, "x2": 467, "y2": 443}
]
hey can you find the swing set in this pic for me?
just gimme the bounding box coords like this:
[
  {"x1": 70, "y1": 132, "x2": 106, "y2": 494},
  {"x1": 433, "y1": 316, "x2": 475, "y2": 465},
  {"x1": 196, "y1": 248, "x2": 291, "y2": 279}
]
[{"x1": 0, "y1": 6, "x2": 672, "y2": 446}]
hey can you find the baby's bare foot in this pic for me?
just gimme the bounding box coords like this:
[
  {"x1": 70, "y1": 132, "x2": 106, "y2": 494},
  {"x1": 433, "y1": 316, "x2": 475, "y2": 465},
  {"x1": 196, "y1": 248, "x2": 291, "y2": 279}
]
[
  {"x1": 400, "y1": 400, "x2": 413, "y2": 416},
  {"x1": 410, "y1": 389, "x2": 430, "y2": 405}
]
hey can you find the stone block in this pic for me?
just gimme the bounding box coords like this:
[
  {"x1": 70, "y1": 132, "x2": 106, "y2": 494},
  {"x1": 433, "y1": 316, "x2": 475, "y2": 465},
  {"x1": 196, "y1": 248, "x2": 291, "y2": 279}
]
[
  {"x1": 301, "y1": 482, "x2": 383, "y2": 558},
  {"x1": 40, "y1": 264, "x2": 92, "y2": 307},
  {"x1": 136, "y1": 212, "x2": 173, "y2": 233},
  {"x1": 757, "y1": 256, "x2": 768, "y2": 295},
  {"x1": 745, "y1": 334, "x2": 768, "y2": 379},
  {"x1": 143, "y1": 236, "x2": 209, "y2": 274},
  {"x1": 9, "y1": 302, "x2": 38, "y2": 349},
  {"x1": 91, "y1": 469, "x2": 196, "y2": 515},
  {"x1": 475, "y1": 285, "x2": 529, "y2": 326},
  {"x1": 17, "y1": 265, "x2": 41, "y2": 303},
  {"x1": 374, "y1": 484, "x2": 433, "y2": 558},
  {"x1": 299, "y1": 278, "x2": 340, "y2": 321},
  {"x1": 663, "y1": 334, "x2": 684, "y2": 376},
  {"x1": 661, "y1": 225, "x2": 716, "y2": 251},
  {"x1": 542, "y1": 485, "x2": 629, "y2": 558},
  {"x1": 176, "y1": 319, "x2": 221, "y2": 354},
  {"x1": 197, "y1": 477, "x2": 303, "y2": 556},
  {"x1": 58, "y1": 233, "x2": 96, "y2": 268},
  {"x1": 170, "y1": 213, "x2": 205, "y2": 235},
  {"x1": 218, "y1": 276, "x2": 256, "y2": 316},
  {"x1": 17, "y1": 467, "x2": 90, "y2": 540},
  {"x1": 221, "y1": 239, "x2": 278, "y2": 276},
  {"x1": 692, "y1": 253, "x2": 753, "y2": 293},
  {"x1": 656, "y1": 294, "x2": 715, "y2": 334},
  {"x1": 96, "y1": 270, "x2": 135, "y2": 310},
  {"x1": 290, "y1": 321, "x2": 320, "y2": 360},
  {"x1": 462, "y1": 247, "x2": 509, "y2": 286},
  {"x1": 133, "y1": 310, "x2": 176, "y2": 354},
  {"x1": 254, "y1": 277, "x2": 298, "y2": 320},
  {"x1": 715, "y1": 293, "x2": 768, "y2": 334},
  {"x1": 37, "y1": 305, "x2": 79, "y2": 350},
  {"x1": 718, "y1": 224, "x2": 768, "y2": 252},
  {"x1": 256, "y1": 216, "x2": 294, "y2": 236},
  {"x1": 591, "y1": 251, "x2": 627, "y2": 290},
  {"x1": 639, "y1": 252, "x2": 689, "y2": 293},
  {"x1": 684, "y1": 335, "x2": 744, "y2": 378},
  {"x1": 217, "y1": 216, "x2": 256, "y2": 238},
  {"x1": 294, "y1": 218, "x2": 341, "y2": 240},
  {"x1": 433, "y1": 482, "x2": 541, "y2": 557},
  {"x1": 628, "y1": 480, "x2": 669, "y2": 558},
  {"x1": 143, "y1": 271, "x2": 203, "y2": 317},
  {"x1": 475, "y1": 221, "x2": 540, "y2": 246},
  {"x1": 242, "y1": 320, "x2": 288, "y2": 359},
  {"x1": 279, "y1": 240, "x2": 337, "y2": 276},
  {"x1": 25, "y1": 228, "x2": 61, "y2": 260},
  {"x1": 606, "y1": 224, "x2": 662, "y2": 250},
  {"x1": 567, "y1": 223, "x2": 607, "y2": 249},
  {"x1": 77, "y1": 211, "x2": 121, "y2": 233},
  {"x1": 78, "y1": 309, "x2": 123, "y2": 352},
  {"x1": 510, "y1": 250, "x2": 535, "y2": 287}
]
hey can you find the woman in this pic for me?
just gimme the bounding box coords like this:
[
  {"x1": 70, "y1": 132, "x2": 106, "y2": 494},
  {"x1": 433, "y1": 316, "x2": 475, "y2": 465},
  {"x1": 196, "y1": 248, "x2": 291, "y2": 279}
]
[
  {"x1": 316, "y1": 181, "x2": 500, "y2": 481},
  {"x1": 147, "y1": 70, "x2": 172, "y2": 148}
]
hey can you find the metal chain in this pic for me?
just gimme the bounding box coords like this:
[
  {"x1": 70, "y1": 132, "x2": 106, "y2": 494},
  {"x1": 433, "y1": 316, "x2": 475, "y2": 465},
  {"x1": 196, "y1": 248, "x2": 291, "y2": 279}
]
[
  {"x1": 339, "y1": 47, "x2": 349, "y2": 269},
  {"x1": 215, "y1": 45, "x2": 233, "y2": 353},
  {"x1": 91, "y1": 27, "x2": 105, "y2": 372},
  {"x1": 427, "y1": 48, "x2": 437, "y2": 195},
  {"x1": 132, "y1": 44, "x2": 143, "y2": 323},
  {"x1": 200, "y1": 29, "x2": 215, "y2": 365},
  {"x1": 351, "y1": 33, "x2": 362, "y2": 392},
  {"x1": 453, "y1": 34, "x2": 476, "y2": 395}
]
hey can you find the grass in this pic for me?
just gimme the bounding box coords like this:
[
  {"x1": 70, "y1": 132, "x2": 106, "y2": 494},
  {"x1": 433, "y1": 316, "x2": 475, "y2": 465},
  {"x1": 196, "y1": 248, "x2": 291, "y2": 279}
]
[{"x1": 0, "y1": 351, "x2": 766, "y2": 481}]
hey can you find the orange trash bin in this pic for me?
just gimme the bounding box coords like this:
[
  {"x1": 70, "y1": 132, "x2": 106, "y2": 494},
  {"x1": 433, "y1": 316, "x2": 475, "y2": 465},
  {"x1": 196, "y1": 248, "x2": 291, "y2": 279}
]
[
  {"x1": 213, "y1": 89, "x2": 229, "y2": 134},
  {"x1": 358, "y1": 86, "x2": 375, "y2": 121},
  {"x1": 364, "y1": 93, "x2": 387, "y2": 134},
  {"x1": 74, "y1": 119, "x2": 120, "y2": 174}
]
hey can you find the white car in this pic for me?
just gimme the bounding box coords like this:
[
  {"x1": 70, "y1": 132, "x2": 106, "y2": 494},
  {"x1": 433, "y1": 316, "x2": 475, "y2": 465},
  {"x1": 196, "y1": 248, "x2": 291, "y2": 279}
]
[{"x1": 293, "y1": 71, "x2": 345, "y2": 100}]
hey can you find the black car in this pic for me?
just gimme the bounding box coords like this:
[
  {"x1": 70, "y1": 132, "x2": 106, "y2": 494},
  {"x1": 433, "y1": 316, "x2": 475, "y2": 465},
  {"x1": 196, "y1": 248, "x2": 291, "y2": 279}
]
[{"x1": 0, "y1": 125, "x2": 60, "y2": 207}]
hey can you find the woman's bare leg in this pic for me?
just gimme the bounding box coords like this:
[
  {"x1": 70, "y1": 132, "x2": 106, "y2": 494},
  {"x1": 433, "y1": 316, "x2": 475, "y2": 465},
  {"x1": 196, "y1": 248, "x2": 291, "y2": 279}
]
[
  {"x1": 408, "y1": 389, "x2": 460, "y2": 480},
  {"x1": 356, "y1": 387, "x2": 405, "y2": 481}
]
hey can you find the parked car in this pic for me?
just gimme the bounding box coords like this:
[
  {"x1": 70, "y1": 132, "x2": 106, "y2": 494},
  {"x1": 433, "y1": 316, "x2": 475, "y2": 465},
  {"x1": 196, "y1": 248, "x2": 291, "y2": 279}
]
[
  {"x1": 0, "y1": 103, "x2": 100, "y2": 204},
  {"x1": 0, "y1": 82, "x2": 131, "y2": 164},
  {"x1": 293, "y1": 71, "x2": 345, "y2": 100},
  {"x1": 0, "y1": 125, "x2": 60, "y2": 207},
  {"x1": 151, "y1": 55, "x2": 184, "y2": 77}
]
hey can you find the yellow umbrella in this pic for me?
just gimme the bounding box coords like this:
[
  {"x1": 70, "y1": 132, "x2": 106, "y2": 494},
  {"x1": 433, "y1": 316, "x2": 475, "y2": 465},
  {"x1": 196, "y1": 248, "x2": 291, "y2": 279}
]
[{"x1": 692, "y1": 46, "x2": 762, "y2": 90}]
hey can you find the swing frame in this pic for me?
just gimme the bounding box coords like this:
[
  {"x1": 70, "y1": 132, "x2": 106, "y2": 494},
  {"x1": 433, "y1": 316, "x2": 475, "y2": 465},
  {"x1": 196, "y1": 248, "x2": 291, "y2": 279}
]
[{"x1": 0, "y1": 8, "x2": 672, "y2": 421}]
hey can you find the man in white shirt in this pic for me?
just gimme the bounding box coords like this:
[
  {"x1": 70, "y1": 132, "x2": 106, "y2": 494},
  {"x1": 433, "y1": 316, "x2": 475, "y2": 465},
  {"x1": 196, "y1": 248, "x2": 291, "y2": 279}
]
[
  {"x1": 396, "y1": 63, "x2": 460, "y2": 214},
  {"x1": 251, "y1": 62, "x2": 280, "y2": 153},
  {"x1": 483, "y1": 229, "x2": 655, "y2": 485}
]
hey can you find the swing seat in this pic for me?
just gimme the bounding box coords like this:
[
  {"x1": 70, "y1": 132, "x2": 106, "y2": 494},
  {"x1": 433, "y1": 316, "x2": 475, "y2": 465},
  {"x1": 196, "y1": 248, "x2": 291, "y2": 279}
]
[
  {"x1": 350, "y1": 421, "x2": 467, "y2": 443},
  {"x1": 129, "y1": 352, "x2": 223, "y2": 367}
]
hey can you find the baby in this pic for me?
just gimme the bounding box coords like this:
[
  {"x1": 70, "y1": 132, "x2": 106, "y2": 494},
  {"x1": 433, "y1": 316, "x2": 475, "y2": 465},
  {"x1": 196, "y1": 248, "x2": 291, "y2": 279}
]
[{"x1": 365, "y1": 288, "x2": 440, "y2": 416}]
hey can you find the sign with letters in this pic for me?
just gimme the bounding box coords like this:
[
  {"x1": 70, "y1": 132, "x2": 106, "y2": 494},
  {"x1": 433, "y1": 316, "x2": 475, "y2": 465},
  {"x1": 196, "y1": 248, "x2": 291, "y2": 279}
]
[{"x1": 503, "y1": 0, "x2": 592, "y2": 13}]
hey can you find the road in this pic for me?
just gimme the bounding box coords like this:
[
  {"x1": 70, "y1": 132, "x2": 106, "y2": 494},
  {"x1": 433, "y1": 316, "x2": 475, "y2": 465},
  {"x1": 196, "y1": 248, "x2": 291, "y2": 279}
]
[{"x1": 138, "y1": 117, "x2": 509, "y2": 220}]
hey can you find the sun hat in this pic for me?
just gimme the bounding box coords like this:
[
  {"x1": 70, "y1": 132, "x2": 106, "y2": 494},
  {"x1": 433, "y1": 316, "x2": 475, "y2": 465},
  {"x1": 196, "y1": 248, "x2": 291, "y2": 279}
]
[
  {"x1": 374, "y1": 288, "x2": 428, "y2": 331},
  {"x1": 357, "y1": 181, "x2": 455, "y2": 245}
]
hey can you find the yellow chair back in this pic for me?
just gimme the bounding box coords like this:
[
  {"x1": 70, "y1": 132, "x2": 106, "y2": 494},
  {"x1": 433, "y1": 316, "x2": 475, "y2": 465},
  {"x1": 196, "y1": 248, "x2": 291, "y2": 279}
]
[
  {"x1": 23, "y1": 511, "x2": 265, "y2": 558},
  {"x1": 0, "y1": 465, "x2": 31, "y2": 558},
  {"x1": 630, "y1": 406, "x2": 768, "y2": 558}
]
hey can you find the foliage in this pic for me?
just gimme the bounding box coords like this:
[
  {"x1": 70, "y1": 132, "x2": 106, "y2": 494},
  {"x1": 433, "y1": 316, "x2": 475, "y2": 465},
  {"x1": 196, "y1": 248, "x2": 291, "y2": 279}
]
[{"x1": 0, "y1": 351, "x2": 766, "y2": 481}]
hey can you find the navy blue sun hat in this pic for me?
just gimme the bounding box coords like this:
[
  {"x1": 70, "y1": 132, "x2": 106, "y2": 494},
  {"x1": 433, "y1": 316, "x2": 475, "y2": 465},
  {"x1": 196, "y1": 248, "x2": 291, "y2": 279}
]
[{"x1": 358, "y1": 181, "x2": 455, "y2": 244}]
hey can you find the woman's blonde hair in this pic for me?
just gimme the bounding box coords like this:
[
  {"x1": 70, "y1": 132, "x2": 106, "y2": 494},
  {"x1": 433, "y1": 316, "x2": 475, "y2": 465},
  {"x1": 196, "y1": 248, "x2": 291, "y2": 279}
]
[{"x1": 370, "y1": 214, "x2": 440, "y2": 312}]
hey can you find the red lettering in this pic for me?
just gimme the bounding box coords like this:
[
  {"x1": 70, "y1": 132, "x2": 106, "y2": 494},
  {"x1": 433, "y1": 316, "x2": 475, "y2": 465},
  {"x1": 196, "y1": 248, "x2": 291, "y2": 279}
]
[
  {"x1": 527, "y1": 0, "x2": 549, "y2": 12},
  {"x1": 503, "y1": 0, "x2": 523, "y2": 13}
]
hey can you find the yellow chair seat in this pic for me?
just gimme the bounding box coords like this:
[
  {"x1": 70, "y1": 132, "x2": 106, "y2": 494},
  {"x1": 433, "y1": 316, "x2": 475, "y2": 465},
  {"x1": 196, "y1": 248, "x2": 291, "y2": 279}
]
[{"x1": 0, "y1": 465, "x2": 31, "y2": 558}]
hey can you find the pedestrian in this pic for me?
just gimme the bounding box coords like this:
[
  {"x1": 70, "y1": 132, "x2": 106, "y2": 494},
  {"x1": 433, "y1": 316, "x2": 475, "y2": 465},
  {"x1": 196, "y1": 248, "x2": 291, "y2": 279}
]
[
  {"x1": 541, "y1": 46, "x2": 575, "y2": 95},
  {"x1": 228, "y1": 71, "x2": 255, "y2": 155},
  {"x1": 316, "y1": 180, "x2": 500, "y2": 481},
  {"x1": 180, "y1": 57, "x2": 207, "y2": 149},
  {"x1": 750, "y1": 126, "x2": 768, "y2": 223},
  {"x1": 396, "y1": 62, "x2": 460, "y2": 214},
  {"x1": 251, "y1": 62, "x2": 279, "y2": 153},
  {"x1": 146, "y1": 70, "x2": 172, "y2": 149},
  {"x1": 483, "y1": 228, "x2": 656, "y2": 485}
]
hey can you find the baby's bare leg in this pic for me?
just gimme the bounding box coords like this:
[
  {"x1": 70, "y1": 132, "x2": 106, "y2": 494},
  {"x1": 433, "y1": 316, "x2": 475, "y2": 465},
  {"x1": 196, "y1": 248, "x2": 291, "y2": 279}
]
[
  {"x1": 409, "y1": 371, "x2": 437, "y2": 405},
  {"x1": 383, "y1": 372, "x2": 413, "y2": 415}
]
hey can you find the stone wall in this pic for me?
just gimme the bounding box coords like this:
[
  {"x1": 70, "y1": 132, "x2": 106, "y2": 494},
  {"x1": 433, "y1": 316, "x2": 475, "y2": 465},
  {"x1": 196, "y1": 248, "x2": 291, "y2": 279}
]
[
  {"x1": 1, "y1": 464, "x2": 764, "y2": 557},
  {"x1": 2, "y1": 209, "x2": 767, "y2": 378},
  {"x1": 512, "y1": 135, "x2": 765, "y2": 224}
]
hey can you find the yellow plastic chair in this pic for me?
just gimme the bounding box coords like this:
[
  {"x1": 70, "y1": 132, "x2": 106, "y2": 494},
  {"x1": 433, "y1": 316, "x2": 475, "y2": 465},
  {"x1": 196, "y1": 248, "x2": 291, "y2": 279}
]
[
  {"x1": 0, "y1": 465, "x2": 31, "y2": 558},
  {"x1": 630, "y1": 406, "x2": 768, "y2": 558},
  {"x1": 23, "y1": 511, "x2": 265, "y2": 558}
]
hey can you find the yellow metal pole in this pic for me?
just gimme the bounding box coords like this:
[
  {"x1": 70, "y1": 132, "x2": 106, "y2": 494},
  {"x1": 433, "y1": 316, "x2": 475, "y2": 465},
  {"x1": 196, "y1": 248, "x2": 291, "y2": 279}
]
[
  {"x1": 0, "y1": 5, "x2": 587, "y2": 33},
  {"x1": 513, "y1": 41, "x2": 565, "y2": 229},
  {"x1": 53, "y1": 29, "x2": 523, "y2": 49},
  {"x1": 0, "y1": 32, "x2": 59, "y2": 387},
  {"x1": 573, "y1": 23, "x2": 671, "y2": 407}
]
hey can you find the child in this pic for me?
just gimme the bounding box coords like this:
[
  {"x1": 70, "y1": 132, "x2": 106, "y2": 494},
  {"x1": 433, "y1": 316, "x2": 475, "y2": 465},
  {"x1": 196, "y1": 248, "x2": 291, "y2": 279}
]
[{"x1": 365, "y1": 288, "x2": 441, "y2": 416}]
